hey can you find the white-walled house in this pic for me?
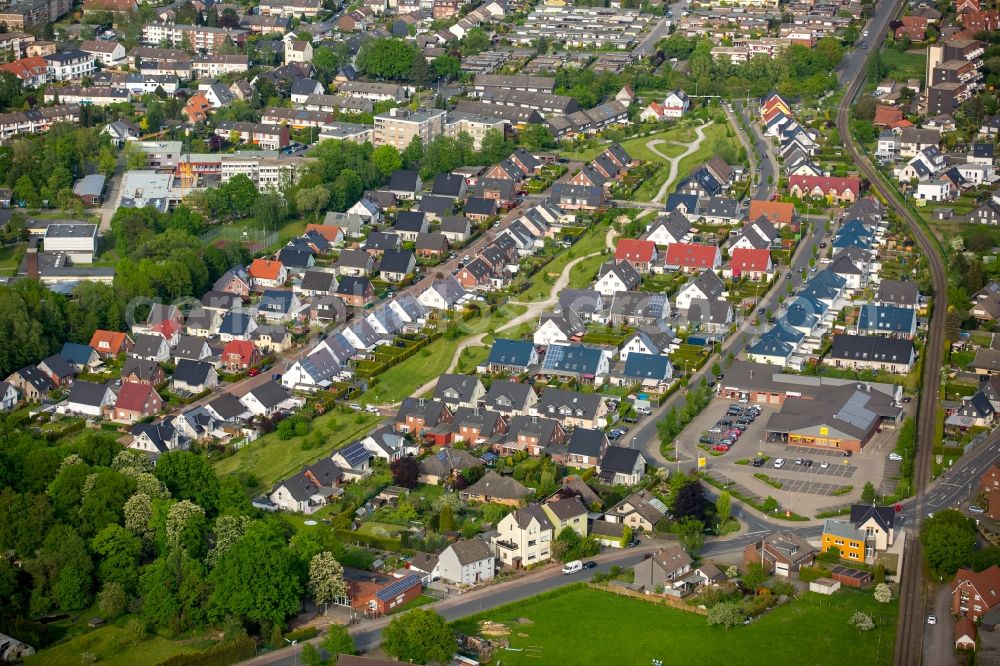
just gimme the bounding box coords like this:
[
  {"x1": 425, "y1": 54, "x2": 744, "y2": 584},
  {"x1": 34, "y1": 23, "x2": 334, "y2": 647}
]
[{"x1": 438, "y1": 539, "x2": 496, "y2": 585}]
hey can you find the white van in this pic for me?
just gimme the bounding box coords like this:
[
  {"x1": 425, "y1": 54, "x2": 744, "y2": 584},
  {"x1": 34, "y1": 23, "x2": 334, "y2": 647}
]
[{"x1": 561, "y1": 560, "x2": 583, "y2": 575}]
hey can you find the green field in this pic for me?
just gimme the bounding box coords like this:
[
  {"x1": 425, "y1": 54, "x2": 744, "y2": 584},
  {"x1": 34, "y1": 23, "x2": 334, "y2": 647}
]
[
  {"x1": 454, "y1": 586, "x2": 897, "y2": 666},
  {"x1": 26, "y1": 623, "x2": 215, "y2": 666},
  {"x1": 880, "y1": 48, "x2": 926, "y2": 82},
  {"x1": 518, "y1": 226, "x2": 609, "y2": 302},
  {"x1": 212, "y1": 411, "x2": 382, "y2": 489},
  {"x1": 558, "y1": 125, "x2": 699, "y2": 163}
]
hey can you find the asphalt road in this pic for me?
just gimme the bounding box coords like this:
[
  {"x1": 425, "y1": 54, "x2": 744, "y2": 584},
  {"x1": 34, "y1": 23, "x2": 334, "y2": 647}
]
[
  {"x1": 732, "y1": 100, "x2": 777, "y2": 201},
  {"x1": 240, "y1": 542, "x2": 661, "y2": 666},
  {"x1": 634, "y1": 15, "x2": 674, "y2": 58},
  {"x1": 923, "y1": 583, "x2": 957, "y2": 666}
]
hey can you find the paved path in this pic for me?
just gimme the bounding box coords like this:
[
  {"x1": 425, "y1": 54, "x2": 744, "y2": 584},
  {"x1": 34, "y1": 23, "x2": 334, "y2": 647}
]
[
  {"x1": 646, "y1": 122, "x2": 710, "y2": 203},
  {"x1": 406, "y1": 243, "x2": 608, "y2": 400}
]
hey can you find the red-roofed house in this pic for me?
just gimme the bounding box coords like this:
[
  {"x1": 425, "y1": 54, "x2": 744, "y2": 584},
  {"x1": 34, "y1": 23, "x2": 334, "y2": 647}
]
[
  {"x1": 727, "y1": 248, "x2": 774, "y2": 281},
  {"x1": 221, "y1": 340, "x2": 262, "y2": 371},
  {"x1": 664, "y1": 243, "x2": 722, "y2": 274},
  {"x1": 0, "y1": 56, "x2": 49, "y2": 86},
  {"x1": 958, "y1": 0, "x2": 981, "y2": 14},
  {"x1": 184, "y1": 93, "x2": 212, "y2": 123},
  {"x1": 304, "y1": 224, "x2": 345, "y2": 245},
  {"x1": 614, "y1": 239, "x2": 658, "y2": 273},
  {"x1": 748, "y1": 200, "x2": 796, "y2": 227},
  {"x1": 639, "y1": 101, "x2": 666, "y2": 123},
  {"x1": 89, "y1": 330, "x2": 134, "y2": 358},
  {"x1": 873, "y1": 105, "x2": 905, "y2": 128},
  {"x1": 894, "y1": 15, "x2": 928, "y2": 41},
  {"x1": 955, "y1": 616, "x2": 977, "y2": 651},
  {"x1": 788, "y1": 176, "x2": 861, "y2": 204},
  {"x1": 980, "y1": 462, "x2": 1000, "y2": 520},
  {"x1": 952, "y1": 565, "x2": 1000, "y2": 620},
  {"x1": 112, "y1": 382, "x2": 163, "y2": 423},
  {"x1": 961, "y1": 8, "x2": 999, "y2": 31},
  {"x1": 760, "y1": 94, "x2": 790, "y2": 119},
  {"x1": 249, "y1": 258, "x2": 287, "y2": 290}
]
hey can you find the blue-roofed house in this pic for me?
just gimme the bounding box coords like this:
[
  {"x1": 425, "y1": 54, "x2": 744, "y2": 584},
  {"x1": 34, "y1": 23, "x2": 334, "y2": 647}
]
[
  {"x1": 799, "y1": 270, "x2": 847, "y2": 307},
  {"x1": 747, "y1": 324, "x2": 803, "y2": 366},
  {"x1": 332, "y1": 440, "x2": 373, "y2": 480},
  {"x1": 487, "y1": 338, "x2": 539, "y2": 374},
  {"x1": 833, "y1": 221, "x2": 874, "y2": 250},
  {"x1": 219, "y1": 310, "x2": 258, "y2": 342},
  {"x1": 540, "y1": 343, "x2": 611, "y2": 382},
  {"x1": 857, "y1": 304, "x2": 917, "y2": 338},
  {"x1": 60, "y1": 342, "x2": 101, "y2": 372},
  {"x1": 664, "y1": 192, "x2": 699, "y2": 219},
  {"x1": 613, "y1": 352, "x2": 674, "y2": 390},
  {"x1": 782, "y1": 296, "x2": 826, "y2": 336},
  {"x1": 365, "y1": 303, "x2": 405, "y2": 337}
]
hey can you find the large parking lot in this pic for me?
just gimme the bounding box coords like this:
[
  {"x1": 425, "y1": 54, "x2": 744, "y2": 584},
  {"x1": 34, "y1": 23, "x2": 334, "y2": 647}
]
[{"x1": 683, "y1": 396, "x2": 899, "y2": 513}]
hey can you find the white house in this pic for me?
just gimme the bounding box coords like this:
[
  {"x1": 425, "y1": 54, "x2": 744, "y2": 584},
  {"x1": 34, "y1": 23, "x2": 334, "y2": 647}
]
[
  {"x1": 438, "y1": 539, "x2": 496, "y2": 585},
  {"x1": 675, "y1": 270, "x2": 726, "y2": 312},
  {"x1": 915, "y1": 179, "x2": 954, "y2": 202},
  {"x1": 493, "y1": 505, "x2": 553, "y2": 568},
  {"x1": 661, "y1": 90, "x2": 690, "y2": 118},
  {"x1": 0, "y1": 381, "x2": 17, "y2": 411},
  {"x1": 64, "y1": 381, "x2": 115, "y2": 417}
]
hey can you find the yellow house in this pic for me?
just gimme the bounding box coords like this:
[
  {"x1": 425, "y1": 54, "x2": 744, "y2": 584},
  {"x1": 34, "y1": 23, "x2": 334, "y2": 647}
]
[
  {"x1": 542, "y1": 496, "x2": 589, "y2": 537},
  {"x1": 821, "y1": 520, "x2": 865, "y2": 563}
]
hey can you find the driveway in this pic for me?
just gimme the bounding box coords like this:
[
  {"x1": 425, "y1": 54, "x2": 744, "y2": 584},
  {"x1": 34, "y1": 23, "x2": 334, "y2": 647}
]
[{"x1": 922, "y1": 583, "x2": 957, "y2": 666}]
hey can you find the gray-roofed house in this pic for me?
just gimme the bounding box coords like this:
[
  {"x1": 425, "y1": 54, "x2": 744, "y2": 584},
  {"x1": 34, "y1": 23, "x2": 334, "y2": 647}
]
[
  {"x1": 533, "y1": 388, "x2": 609, "y2": 430},
  {"x1": 438, "y1": 539, "x2": 495, "y2": 585},
  {"x1": 387, "y1": 170, "x2": 422, "y2": 200},
  {"x1": 461, "y1": 471, "x2": 532, "y2": 506},
  {"x1": 607, "y1": 489, "x2": 669, "y2": 532},
  {"x1": 534, "y1": 306, "x2": 587, "y2": 346},
  {"x1": 418, "y1": 276, "x2": 466, "y2": 310},
  {"x1": 298, "y1": 269, "x2": 339, "y2": 298},
  {"x1": 130, "y1": 333, "x2": 170, "y2": 362},
  {"x1": 633, "y1": 544, "x2": 694, "y2": 592},
  {"x1": 434, "y1": 373, "x2": 486, "y2": 409},
  {"x1": 440, "y1": 215, "x2": 472, "y2": 244},
  {"x1": 60, "y1": 342, "x2": 100, "y2": 372},
  {"x1": 240, "y1": 380, "x2": 295, "y2": 417},
  {"x1": 481, "y1": 380, "x2": 538, "y2": 417},
  {"x1": 598, "y1": 446, "x2": 646, "y2": 486},
  {"x1": 218, "y1": 310, "x2": 258, "y2": 342},
  {"x1": 418, "y1": 447, "x2": 482, "y2": 484},
  {"x1": 171, "y1": 359, "x2": 219, "y2": 394},
  {"x1": 494, "y1": 505, "x2": 554, "y2": 567},
  {"x1": 829, "y1": 335, "x2": 916, "y2": 373},
  {"x1": 336, "y1": 249, "x2": 375, "y2": 277},
  {"x1": 378, "y1": 249, "x2": 415, "y2": 283},
  {"x1": 566, "y1": 428, "x2": 609, "y2": 469},
  {"x1": 486, "y1": 339, "x2": 539, "y2": 375},
  {"x1": 65, "y1": 381, "x2": 115, "y2": 418}
]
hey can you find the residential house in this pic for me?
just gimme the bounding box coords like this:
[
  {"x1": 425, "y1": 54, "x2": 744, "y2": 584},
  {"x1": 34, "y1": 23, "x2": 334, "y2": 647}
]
[
  {"x1": 594, "y1": 260, "x2": 642, "y2": 298},
  {"x1": 532, "y1": 388, "x2": 608, "y2": 430},
  {"x1": 633, "y1": 545, "x2": 694, "y2": 592},
  {"x1": 129, "y1": 421, "x2": 189, "y2": 459},
  {"x1": 486, "y1": 339, "x2": 539, "y2": 375},
  {"x1": 240, "y1": 381, "x2": 295, "y2": 417},
  {"x1": 481, "y1": 380, "x2": 538, "y2": 417},
  {"x1": 727, "y1": 248, "x2": 774, "y2": 281},
  {"x1": 171, "y1": 360, "x2": 218, "y2": 394},
  {"x1": 417, "y1": 447, "x2": 482, "y2": 484},
  {"x1": 378, "y1": 249, "x2": 416, "y2": 283},
  {"x1": 394, "y1": 398, "x2": 453, "y2": 437},
  {"x1": 828, "y1": 335, "x2": 916, "y2": 373},
  {"x1": 534, "y1": 306, "x2": 586, "y2": 346},
  {"x1": 675, "y1": 269, "x2": 726, "y2": 312},
  {"x1": 438, "y1": 539, "x2": 495, "y2": 585},
  {"x1": 64, "y1": 381, "x2": 115, "y2": 418},
  {"x1": 743, "y1": 531, "x2": 817, "y2": 577},
  {"x1": 664, "y1": 243, "x2": 722, "y2": 273},
  {"x1": 336, "y1": 276, "x2": 375, "y2": 308},
  {"x1": 130, "y1": 333, "x2": 170, "y2": 363},
  {"x1": 461, "y1": 471, "x2": 532, "y2": 506},
  {"x1": 605, "y1": 490, "x2": 668, "y2": 532},
  {"x1": 89, "y1": 330, "x2": 133, "y2": 358},
  {"x1": 598, "y1": 446, "x2": 646, "y2": 486},
  {"x1": 434, "y1": 374, "x2": 486, "y2": 410},
  {"x1": 614, "y1": 239, "x2": 658, "y2": 274},
  {"x1": 644, "y1": 212, "x2": 691, "y2": 247},
  {"x1": 566, "y1": 428, "x2": 609, "y2": 469},
  {"x1": 337, "y1": 249, "x2": 375, "y2": 278},
  {"x1": 121, "y1": 358, "x2": 166, "y2": 386},
  {"x1": 493, "y1": 505, "x2": 553, "y2": 568},
  {"x1": 418, "y1": 276, "x2": 466, "y2": 311},
  {"x1": 952, "y1": 565, "x2": 1000, "y2": 620},
  {"x1": 248, "y1": 258, "x2": 287, "y2": 290},
  {"x1": 113, "y1": 381, "x2": 163, "y2": 423}
]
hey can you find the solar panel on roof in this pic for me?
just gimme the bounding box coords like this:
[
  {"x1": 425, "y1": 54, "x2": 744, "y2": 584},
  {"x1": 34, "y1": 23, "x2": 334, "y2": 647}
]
[
  {"x1": 649, "y1": 497, "x2": 668, "y2": 513},
  {"x1": 835, "y1": 392, "x2": 877, "y2": 429},
  {"x1": 339, "y1": 441, "x2": 370, "y2": 467},
  {"x1": 542, "y1": 344, "x2": 566, "y2": 369},
  {"x1": 375, "y1": 575, "x2": 420, "y2": 602}
]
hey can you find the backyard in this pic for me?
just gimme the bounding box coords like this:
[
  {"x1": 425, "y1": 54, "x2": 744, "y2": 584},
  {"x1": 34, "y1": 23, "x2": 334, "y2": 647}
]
[
  {"x1": 517, "y1": 224, "x2": 610, "y2": 302},
  {"x1": 453, "y1": 586, "x2": 897, "y2": 666},
  {"x1": 212, "y1": 410, "x2": 382, "y2": 491},
  {"x1": 880, "y1": 48, "x2": 926, "y2": 82},
  {"x1": 24, "y1": 621, "x2": 217, "y2": 666}
]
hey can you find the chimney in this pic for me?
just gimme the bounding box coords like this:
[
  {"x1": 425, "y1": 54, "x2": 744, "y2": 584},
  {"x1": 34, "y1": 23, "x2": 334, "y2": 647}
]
[{"x1": 26, "y1": 243, "x2": 39, "y2": 280}]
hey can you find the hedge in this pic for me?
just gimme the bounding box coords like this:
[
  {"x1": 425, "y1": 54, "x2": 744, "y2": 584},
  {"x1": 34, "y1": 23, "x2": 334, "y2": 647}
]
[
  {"x1": 285, "y1": 626, "x2": 319, "y2": 643},
  {"x1": 335, "y1": 528, "x2": 414, "y2": 554},
  {"x1": 154, "y1": 637, "x2": 256, "y2": 666}
]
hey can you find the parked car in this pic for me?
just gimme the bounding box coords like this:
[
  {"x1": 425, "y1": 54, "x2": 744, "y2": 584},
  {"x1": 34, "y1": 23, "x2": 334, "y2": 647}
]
[
  {"x1": 699, "y1": 436, "x2": 715, "y2": 444},
  {"x1": 820, "y1": 461, "x2": 829, "y2": 469},
  {"x1": 561, "y1": 560, "x2": 583, "y2": 575},
  {"x1": 927, "y1": 615, "x2": 937, "y2": 625},
  {"x1": 843, "y1": 450, "x2": 852, "y2": 457},
  {"x1": 366, "y1": 405, "x2": 380, "y2": 414},
  {"x1": 583, "y1": 561, "x2": 598, "y2": 569},
  {"x1": 970, "y1": 506, "x2": 986, "y2": 515},
  {"x1": 713, "y1": 444, "x2": 730, "y2": 452},
  {"x1": 773, "y1": 458, "x2": 785, "y2": 469},
  {"x1": 248, "y1": 368, "x2": 260, "y2": 377},
  {"x1": 349, "y1": 403, "x2": 362, "y2": 411},
  {"x1": 803, "y1": 459, "x2": 813, "y2": 468},
  {"x1": 888, "y1": 452, "x2": 903, "y2": 462}
]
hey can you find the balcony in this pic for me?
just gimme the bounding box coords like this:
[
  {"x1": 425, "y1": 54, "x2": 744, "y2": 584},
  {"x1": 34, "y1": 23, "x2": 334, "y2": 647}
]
[{"x1": 495, "y1": 539, "x2": 518, "y2": 551}]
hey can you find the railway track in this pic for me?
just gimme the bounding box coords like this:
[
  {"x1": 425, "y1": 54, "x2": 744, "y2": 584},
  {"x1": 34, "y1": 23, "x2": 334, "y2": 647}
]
[{"x1": 833, "y1": 7, "x2": 947, "y2": 664}]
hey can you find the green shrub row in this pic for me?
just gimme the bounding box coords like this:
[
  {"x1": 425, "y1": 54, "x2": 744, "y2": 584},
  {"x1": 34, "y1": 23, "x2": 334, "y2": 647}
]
[{"x1": 154, "y1": 636, "x2": 256, "y2": 666}]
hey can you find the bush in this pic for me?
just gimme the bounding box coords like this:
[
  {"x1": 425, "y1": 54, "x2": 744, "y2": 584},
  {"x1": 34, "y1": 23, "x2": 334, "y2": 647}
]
[
  {"x1": 285, "y1": 627, "x2": 319, "y2": 643},
  {"x1": 707, "y1": 601, "x2": 745, "y2": 628},
  {"x1": 849, "y1": 611, "x2": 875, "y2": 633},
  {"x1": 154, "y1": 636, "x2": 256, "y2": 666}
]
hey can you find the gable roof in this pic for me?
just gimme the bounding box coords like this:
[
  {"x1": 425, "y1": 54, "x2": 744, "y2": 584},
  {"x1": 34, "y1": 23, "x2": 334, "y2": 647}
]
[
  {"x1": 748, "y1": 200, "x2": 795, "y2": 226},
  {"x1": 464, "y1": 471, "x2": 531, "y2": 501},
  {"x1": 567, "y1": 427, "x2": 607, "y2": 457},
  {"x1": 67, "y1": 380, "x2": 112, "y2": 407},
  {"x1": 849, "y1": 503, "x2": 896, "y2": 531},
  {"x1": 488, "y1": 339, "x2": 536, "y2": 368},
  {"x1": 665, "y1": 243, "x2": 718, "y2": 268},
  {"x1": 116, "y1": 381, "x2": 160, "y2": 412},
  {"x1": 615, "y1": 238, "x2": 656, "y2": 264},
  {"x1": 600, "y1": 445, "x2": 644, "y2": 474},
  {"x1": 445, "y1": 538, "x2": 494, "y2": 566}
]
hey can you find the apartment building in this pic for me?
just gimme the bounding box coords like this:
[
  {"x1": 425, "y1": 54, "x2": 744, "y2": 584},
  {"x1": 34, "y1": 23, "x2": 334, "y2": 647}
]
[
  {"x1": 445, "y1": 112, "x2": 506, "y2": 150},
  {"x1": 192, "y1": 55, "x2": 248, "y2": 77},
  {"x1": 261, "y1": 107, "x2": 332, "y2": 129},
  {"x1": 215, "y1": 121, "x2": 290, "y2": 150},
  {"x1": 0, "y1": 0, "x2": 71, "y2": 28},
  {"x1": 43, "y1": 86, "x2": 130, "y2": 105},
  {"x1": 142, "y1": 23, "x2": 247, "y2": 54},
  {"x1": 258, "y1": 0, "x2": 321, "y2": 17},
  {"x1": 45, "y1": 50, "x2": 95, "y2": 82},
  {"x1": 374, "y1": 108, "x2": 446, "y2": 149},
  {"x1": 0, "y1": 104, "x2": 80, "y2": 140}
]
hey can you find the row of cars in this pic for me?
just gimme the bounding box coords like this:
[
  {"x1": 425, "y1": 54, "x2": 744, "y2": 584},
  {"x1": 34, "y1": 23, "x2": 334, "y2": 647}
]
[{"x1": 700, "y1": 403, "x2": 762, "y2": 453}]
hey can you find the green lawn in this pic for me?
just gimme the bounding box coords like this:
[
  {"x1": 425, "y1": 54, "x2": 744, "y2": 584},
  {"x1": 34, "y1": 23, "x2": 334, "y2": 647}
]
[
  {"x1": 880, "y1": 48, "x2": 926, "y2": 81},
  {"x1": 0, "y1": 243, "x2": 24, "y2": 275},
  {"x1": 456, "y1": 344, "x2": 491, "y2": 373},
  {"x1": 453, "y1": 586, "x2": 896, "y2": 666},
  {"x1": 568, "y1": 252, "x2": 609, "y2": 290},
  {"x1": 557, "y1": 125, "x2": 698, "y2": 163},
  {"x1": 661, "y1": 123, "x2": 737, "y2": 196},
  {"x1": 26, "y1": 623, "x2": 216, "y2": 666},
  {"x1": 518, "y1": 226, "x2": 609, "y2": 302},
  {"x1": 212, "y1": 411, "x2": 382, "y2": 490}
]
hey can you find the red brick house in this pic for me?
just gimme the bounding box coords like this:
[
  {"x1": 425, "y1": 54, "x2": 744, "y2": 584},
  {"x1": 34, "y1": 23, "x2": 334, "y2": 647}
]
[
  {"x1": 894, "y1": 15, "x2": 928, "y2": 41},
  {"x1": 221, "y1": 340, "x2": 262, "y2": 371},
  {"x1": 394, "y1": 398, "x2": 453, "y2": 437},
  {"x1": 980, "y1": 463, "x2": 1000, "y2": 519},
  {"x1": 952, "y1": 565, "x2": 1000, "y2": 620},
  {"x1": 748, "y1": 200, "x2": 795, "y2": 228},
  {"x1": 112, "y1": 381, "x2": 163, "y2": 423},
  {"x1": 614, "y1": 239, "x2": 657, "y2": 274},
  {"x1": 345, "y1": 569, "x2": 422, "y2": 616}
]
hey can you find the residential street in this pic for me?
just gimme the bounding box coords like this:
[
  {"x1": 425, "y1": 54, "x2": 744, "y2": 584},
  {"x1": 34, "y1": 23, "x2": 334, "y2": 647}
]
[{"x1": 923, "y1": 583, "x2": 958, "y2": 666}]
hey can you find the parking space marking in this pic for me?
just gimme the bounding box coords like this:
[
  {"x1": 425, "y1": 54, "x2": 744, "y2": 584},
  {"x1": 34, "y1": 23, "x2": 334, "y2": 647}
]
[{"x1": 769, "y1": 475, "x2": 852, "y2": 497}]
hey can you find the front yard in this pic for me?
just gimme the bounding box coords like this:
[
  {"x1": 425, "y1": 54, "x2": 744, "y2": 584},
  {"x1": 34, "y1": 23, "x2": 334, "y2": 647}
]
[{"x1": 453, "y1": 586, "x2": 897, "y2": 666}]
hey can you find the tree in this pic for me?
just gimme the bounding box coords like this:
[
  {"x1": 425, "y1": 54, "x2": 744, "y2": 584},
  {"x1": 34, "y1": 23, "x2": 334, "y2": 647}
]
[
  {"x1": 97, "y1": 581, "x2": 128, "y2": 618},
  {"x1": 372, "y1": 144, "x2": 403, "y2": 178},
  {"x1": 308, "y1": 551, "x2": 347, "y2": 612},
  {"x1": 944, "y1": 305, "x2": 962, "y2": 343},
  {"x1": 673, "y1": 517, "x2": 705, "y2": 555},
  {"x1": 921, "y1": 510, "x2": 977, "y2": 577},
  {"x1": 432, "y1": 54, "x2": 461, "y2": 81},
  {"x1": 154, "y1": 451, "x2": 220, "y2": 516},
  {"x1": 301, "y1": 643, "x2": 323, "y2": 666},
  {"x1": 166, "y1": 500, "x2": 207, "y2": 557},
  {"x1": 742, "y1": 562, "x2": 768, "y2": 591},
  {"x1": 207, "y1": 514, "x2": 251, "y2": 567},
  {"x1": 849, "y1": 611, "x2": 875, "y2": 632},
  {"x1": 322, "y1": 625, "x2": 356, "y2": 663},
  {"x1": 861, "y1": 482, "x2": 876, "y2": 503},
  {"x1": 296, "y1": 185, "x2": 331, "y2": 219},
  {"x1": 124, "y1": 141, "x2": 147, "y2": 170},
  {"x1": 552, "y1": 526, "x2": 583, "y2": 562},
  {"x1": 410, "y1": 55, "x2": 431, "y2": 86},
  {"x1": 673, "y1": 478, "x2": 708, "y2": 521},
  {"x1": 461, "y1": 28, "x2": 490, "y2": 56},
  {"x1": 356, "y1": 38, "x2": 419, "y2": 81},
  {"x1": 873, "y1": 582, "x2": 892, "y2": 603},
  {"x1": 390, "y1": 456, "x2": 420, "y2": 489},
  {"x1": 91, "y1": 524, "x2": 142, "y2": 589},
  {"x1": 519, "y1": 124, "x2": 554, "y2": 151},
  {"x1": 715, "y1": 491, "x2": 732, "y2": 528},
  {"x1": 707, "y1": 601, "x2": 745, "y2": 628},
  {"x1": 208, "y1": 522, "x2": 303, "y2": 625},
  {"x1": 438, "y1": 505, "x2": 454, "y2": 532},
  {"x1": 382, "y1": 609, "x2": 455, "y2": 664}
]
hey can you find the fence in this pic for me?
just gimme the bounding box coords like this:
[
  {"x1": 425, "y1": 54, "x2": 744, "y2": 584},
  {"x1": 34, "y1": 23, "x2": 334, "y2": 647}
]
[
  {"x1": 200, "y1": 226, "x2": 279, "y2": 253},
  {"x1": 587, "y1": 583, "x2": 709, "y2": 616}
]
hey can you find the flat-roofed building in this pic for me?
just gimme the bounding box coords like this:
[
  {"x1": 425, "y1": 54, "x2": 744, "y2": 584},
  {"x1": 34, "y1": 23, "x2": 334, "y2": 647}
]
[{"x1": 44, "y1": 223, "x2": 99, "y2": 263}]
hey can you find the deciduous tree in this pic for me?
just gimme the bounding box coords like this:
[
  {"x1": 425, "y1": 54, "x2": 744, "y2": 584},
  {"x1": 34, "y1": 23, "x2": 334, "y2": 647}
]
[{"x1": 383, "y1": 609, "x2": 455, "y2": 664}]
